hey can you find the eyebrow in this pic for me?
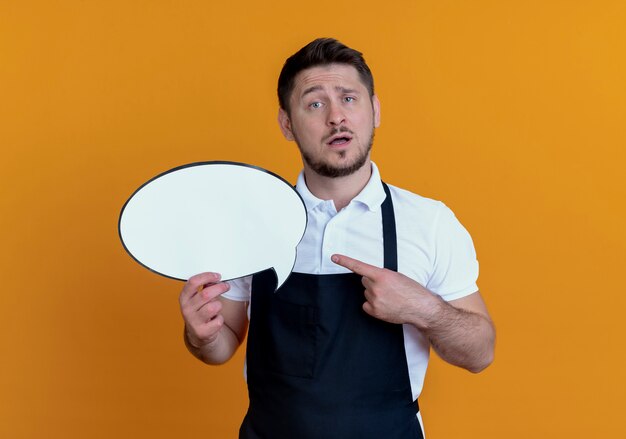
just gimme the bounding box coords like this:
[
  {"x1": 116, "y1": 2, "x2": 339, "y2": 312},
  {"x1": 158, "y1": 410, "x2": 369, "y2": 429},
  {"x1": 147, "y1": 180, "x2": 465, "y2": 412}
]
[
  {"x1": 336, "y1": 87, "x2": 357, "y2": 94},
  {"x1": 301, "y1": 85, "x2": 359, "y2": 98},
  {"x1": 301, "y1": 85, "x2": 323, "y2": 98}
]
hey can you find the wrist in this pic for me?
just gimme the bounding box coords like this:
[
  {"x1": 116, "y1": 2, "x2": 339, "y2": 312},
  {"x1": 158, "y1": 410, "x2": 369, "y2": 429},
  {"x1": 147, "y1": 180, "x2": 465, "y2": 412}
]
[
  {"x1": 408, "y1": 292, "x2": 447, "y2": 331},
  {"x1": 184, "y1": 325, "x2": 218, "y2": 351}
]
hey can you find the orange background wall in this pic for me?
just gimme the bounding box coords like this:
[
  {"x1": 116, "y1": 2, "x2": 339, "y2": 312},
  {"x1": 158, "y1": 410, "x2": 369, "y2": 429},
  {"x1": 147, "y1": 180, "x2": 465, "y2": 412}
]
[{"x1": 2, "y1": 1, "x2": 625, "y2": 437}]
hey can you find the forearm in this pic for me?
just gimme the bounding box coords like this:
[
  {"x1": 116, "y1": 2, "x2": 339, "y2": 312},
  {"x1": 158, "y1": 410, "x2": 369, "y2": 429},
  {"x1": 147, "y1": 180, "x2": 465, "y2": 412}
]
[
  {"x1": 184, "y1": 323, "x2": 242, "y2": 365},
  {"x1": 415, "y1": 296, "x2": 495, "y2": 373}
]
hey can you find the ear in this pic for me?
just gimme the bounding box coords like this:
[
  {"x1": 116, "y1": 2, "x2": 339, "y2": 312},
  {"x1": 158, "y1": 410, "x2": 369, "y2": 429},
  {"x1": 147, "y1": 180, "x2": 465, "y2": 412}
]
[
  {"x1": 372, "y1": 95, "x2": 381, "y2": 128},
  {"x1": 278, "y1": 108, "x2": 295, "y2": 141}
]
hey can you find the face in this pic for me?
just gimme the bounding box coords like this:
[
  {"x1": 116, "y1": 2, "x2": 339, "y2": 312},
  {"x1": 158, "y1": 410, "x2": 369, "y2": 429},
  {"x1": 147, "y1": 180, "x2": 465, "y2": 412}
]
[{"x1": 278, "y1": 64, "x2": 381, "y2": 178}]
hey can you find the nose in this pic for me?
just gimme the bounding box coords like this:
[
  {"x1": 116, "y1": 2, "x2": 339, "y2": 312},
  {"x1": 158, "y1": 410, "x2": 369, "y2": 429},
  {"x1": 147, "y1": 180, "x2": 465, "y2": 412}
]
[{"x1": 326, "y1": 102, "x2": 346, "y2": 126}]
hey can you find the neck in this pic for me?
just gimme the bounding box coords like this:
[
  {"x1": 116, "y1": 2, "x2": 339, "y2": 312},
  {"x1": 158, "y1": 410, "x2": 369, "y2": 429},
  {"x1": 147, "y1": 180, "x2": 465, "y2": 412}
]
[{"x1": 303, "y1": 161, "x2": 373, "y2": 211}]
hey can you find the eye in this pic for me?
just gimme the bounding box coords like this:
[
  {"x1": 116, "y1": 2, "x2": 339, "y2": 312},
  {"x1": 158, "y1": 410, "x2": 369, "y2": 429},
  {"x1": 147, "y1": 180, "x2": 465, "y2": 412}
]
[
  {"x1": 310, "y1": 102, "x2": 323, "y2": 109},
  {"x1": 344, "y1": 96, "x2": 355, "y2": 103}
]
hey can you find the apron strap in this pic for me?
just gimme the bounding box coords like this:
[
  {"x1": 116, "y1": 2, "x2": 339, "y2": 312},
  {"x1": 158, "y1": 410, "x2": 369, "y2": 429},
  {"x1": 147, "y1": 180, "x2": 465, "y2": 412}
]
[{"x1": 381, "y1": 182, "x2": 398, "y2": 272}]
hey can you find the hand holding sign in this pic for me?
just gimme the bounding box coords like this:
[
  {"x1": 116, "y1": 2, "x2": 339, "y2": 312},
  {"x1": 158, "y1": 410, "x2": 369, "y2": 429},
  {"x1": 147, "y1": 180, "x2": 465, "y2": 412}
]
[{"x1": 119, "y1": 162, "x2": 307, "y2": 290}]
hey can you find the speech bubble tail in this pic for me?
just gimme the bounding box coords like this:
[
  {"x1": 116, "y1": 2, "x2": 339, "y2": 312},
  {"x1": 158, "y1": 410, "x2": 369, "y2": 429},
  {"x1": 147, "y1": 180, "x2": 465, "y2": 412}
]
[{"x1": 272, "y1": 251, "x2": 297, "y2": 291}]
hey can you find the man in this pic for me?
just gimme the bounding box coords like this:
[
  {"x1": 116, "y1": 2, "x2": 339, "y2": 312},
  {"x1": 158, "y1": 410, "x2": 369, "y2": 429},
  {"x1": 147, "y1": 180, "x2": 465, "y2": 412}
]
[{"x1": 179, "y1": 38, "x2": 495, "y2": 439}]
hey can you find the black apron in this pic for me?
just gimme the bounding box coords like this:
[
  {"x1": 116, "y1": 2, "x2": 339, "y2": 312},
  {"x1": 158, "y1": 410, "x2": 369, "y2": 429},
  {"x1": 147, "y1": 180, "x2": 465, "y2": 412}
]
[{"x1": 240, "y1": 183, "x2": 423, "y2": 439}]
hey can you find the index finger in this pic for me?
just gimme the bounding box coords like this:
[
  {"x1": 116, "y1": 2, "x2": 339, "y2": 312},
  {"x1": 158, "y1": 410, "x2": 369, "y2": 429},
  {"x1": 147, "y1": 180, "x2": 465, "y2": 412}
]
[
  {"x1": 181, "y1": 272, "x2": 222, "y2": 298},
  {"x1": 331, "y1": 254, "x2": 382, "y2": 279}
]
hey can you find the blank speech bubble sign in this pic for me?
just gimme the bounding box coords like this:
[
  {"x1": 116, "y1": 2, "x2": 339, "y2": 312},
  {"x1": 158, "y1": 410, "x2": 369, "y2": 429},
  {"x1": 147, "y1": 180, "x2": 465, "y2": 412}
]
[{"x1": 119, "y1": 161, "x2": 307, "y2": 290}]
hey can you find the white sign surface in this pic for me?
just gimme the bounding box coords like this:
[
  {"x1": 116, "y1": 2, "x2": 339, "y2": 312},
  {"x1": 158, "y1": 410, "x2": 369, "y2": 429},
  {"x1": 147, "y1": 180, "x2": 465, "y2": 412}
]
[{"x1": 119, "y1": 162, "x2": 307, "y2": 289}]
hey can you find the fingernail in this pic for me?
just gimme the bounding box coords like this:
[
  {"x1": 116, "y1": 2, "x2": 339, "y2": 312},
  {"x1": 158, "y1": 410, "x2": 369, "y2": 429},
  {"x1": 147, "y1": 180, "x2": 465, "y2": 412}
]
[{"x1": 331, "y1": 255, "x2": 338, "y2": 263}]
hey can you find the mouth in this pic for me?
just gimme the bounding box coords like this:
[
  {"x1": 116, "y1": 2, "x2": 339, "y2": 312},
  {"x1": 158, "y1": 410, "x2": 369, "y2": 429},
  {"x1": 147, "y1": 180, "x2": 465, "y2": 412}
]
[{"x1": 326, "y1": 133, "x2": 353, "y2": 147}]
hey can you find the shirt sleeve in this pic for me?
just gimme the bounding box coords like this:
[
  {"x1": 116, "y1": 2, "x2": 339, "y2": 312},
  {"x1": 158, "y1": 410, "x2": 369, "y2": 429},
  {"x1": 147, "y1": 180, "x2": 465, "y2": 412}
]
[
  {"x1": 426, "y1": 203, "x2": 479, "y2": 301},
  {"x1": 222, "y1": 275, "x2": 252, "y2": 301}
]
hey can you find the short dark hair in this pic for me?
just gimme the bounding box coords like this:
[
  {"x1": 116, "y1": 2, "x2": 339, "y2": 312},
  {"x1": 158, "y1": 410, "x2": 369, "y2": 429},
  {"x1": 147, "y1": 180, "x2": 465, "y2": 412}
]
[{"x1": 277, "y1": 38, "x2": 375, "y2": 113}]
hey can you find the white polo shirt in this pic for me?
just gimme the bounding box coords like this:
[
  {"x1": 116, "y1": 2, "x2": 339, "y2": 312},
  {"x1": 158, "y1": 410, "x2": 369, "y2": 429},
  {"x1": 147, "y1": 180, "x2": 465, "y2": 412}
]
[{"x1": 223, "y1": 162, "x2": 479, "y2": 400}]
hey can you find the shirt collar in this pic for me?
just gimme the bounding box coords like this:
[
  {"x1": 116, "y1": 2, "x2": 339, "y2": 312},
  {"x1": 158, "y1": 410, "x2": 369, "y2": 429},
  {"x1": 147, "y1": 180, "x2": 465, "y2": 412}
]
[{"x1": 295, "y1": 162, "x2": 387, "y2": 213}]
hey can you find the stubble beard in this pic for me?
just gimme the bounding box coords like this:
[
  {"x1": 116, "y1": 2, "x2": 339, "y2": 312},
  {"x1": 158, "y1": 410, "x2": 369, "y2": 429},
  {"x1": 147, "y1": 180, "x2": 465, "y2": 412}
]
[{"x1": 297, "y1": 128, "x2": 375, "y2": 179}]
